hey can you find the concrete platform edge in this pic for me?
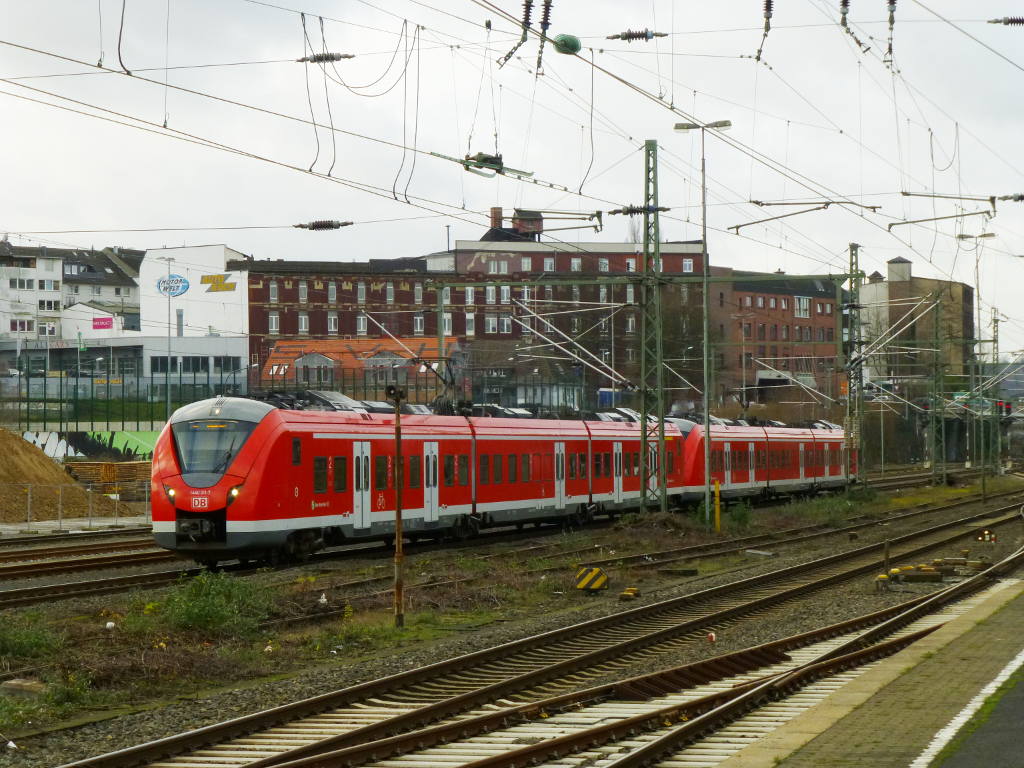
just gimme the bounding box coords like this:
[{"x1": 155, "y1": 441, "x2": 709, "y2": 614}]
[{"x1": 718, "y1": 578, "x2": 1024, "y2": 768}]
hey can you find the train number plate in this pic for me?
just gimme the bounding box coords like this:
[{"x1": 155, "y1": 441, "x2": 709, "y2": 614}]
[{"x1": 191, "y1": 496, "x2": 209, "y2": 509}]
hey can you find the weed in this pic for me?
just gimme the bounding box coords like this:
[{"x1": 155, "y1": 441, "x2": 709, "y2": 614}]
[
  {"x1": 158, "y1": 571, "x2": 273, "y2": 637},
  {"x1": 727, "y1": 500, "x2": 753, "y2": 529},
  {"x1": 0, "y1": 618, "x2": 62, "y2": 658}
]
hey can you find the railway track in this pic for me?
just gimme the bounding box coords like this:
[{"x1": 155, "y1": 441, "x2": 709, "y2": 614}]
[
  {"x1": 60, "y1": 500, "x2": 1024, "y2": 768},
  {"x1": 0, "y1": 526, "x2": 151, "y2": 548}
]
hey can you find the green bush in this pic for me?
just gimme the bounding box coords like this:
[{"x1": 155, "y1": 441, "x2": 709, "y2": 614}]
[
  {"x1": 728, "y1": 500, "x2": 752, "y2": 529},
  {"x1": 160, "y1": 571, "x2": 272, "y2": 636},
  {"x1": 0, "y1": 620, "x2": 62, "y2": 658}
]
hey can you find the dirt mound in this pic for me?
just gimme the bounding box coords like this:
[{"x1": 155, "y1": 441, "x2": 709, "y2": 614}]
[{"x1": 0, "y1": 430, "x2": 122, "y2": 523}]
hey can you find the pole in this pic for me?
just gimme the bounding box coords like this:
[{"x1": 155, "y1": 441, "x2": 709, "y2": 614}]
[
  {"x1": 845, "y1": 243, "x2": 863, "y2": 485},
  {"x1": 389, "y1": 385, "x2": 406, "y2": 628},
  {"x1": 701, "y1": 128, "x2": 712, "y2": 525},
  {"x1": 162, "y1": 257, "x2": 173, "y2": 422},
  {"x1": 713, "y1": 479, "x2": 721, "y2": 533},
  {"x1": 880, "y1": 407, "x2": 885, "y2": 476}
]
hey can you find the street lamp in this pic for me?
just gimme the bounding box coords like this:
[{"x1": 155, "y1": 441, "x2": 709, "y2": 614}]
[
  {"x1": 731, "y1": 311, "x2": 755, "y2": 415},
  {"x1": 675, "y1": 119, "x2": 732, "y2": 527}
]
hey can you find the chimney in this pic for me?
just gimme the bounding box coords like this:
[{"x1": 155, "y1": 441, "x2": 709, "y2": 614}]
[
  {"x1": 887, "y1": 256, "x2": 912, "y2": 283},
  {"x1": 489, "y1": 207, "x2": 503, "y2": 230}
]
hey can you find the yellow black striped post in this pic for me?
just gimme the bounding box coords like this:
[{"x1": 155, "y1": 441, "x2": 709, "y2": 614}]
[{"x1": 575, "y1": 566, "x2": 609, "y2": 592}]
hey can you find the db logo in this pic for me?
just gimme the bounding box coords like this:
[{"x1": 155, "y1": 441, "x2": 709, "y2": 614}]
[
  {"x1": 191, "y1": 496, "x2": 209, "y2": 509},
  {"x1": 376, "y1": 493, "x2": 385, "y2": 509}
]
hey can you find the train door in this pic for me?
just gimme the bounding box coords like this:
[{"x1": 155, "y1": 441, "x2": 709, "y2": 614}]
[
  {"x1": 423, "y1": 442, "x2": 439, "y2": 524},
  {"x1": 724, "y1": 443, "x2": 732, "y2": 487},
  {"x1": 353, "y1": 441, "x2": 371, "y2": 529},
  {"x1": 612, "y1": 442, "x2": 623, "y2": 503},
  {"x1": 554, "y1": 442, "x2": 566, "y2": 510},
  {"x1": 799, "y1": 443, "x2": 806, "y2": 482}
]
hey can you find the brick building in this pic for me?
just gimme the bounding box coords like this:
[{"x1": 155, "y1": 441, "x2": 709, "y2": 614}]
[{"x1": 708, "y1": 267, "x2": 843, "y2": 405}]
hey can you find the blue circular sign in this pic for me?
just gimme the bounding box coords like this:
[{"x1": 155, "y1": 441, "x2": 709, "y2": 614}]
[{"x1": 157, "y1": 274, "x2": 190, "y2": 297}]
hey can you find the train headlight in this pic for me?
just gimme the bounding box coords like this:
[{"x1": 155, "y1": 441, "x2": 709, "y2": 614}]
[
  {"x1": 226, "y1": 485, "x2": 242, "y2": 506},
  {"x1": 163, "y1": 485, "x2": 176, "y2": 503}
]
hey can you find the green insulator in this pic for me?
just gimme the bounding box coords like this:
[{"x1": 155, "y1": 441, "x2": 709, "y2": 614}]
[{"x1": 553, "y1": 34, "x2": 582, "y2": 55}]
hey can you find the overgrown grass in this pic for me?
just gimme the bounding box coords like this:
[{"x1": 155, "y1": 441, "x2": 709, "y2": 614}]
[
  {"x1": 0, "y1": 615, "x2": 63, "y2": 659},
  {"x1": 128, "y1": 571, "x2": 274, "y2": 637}
]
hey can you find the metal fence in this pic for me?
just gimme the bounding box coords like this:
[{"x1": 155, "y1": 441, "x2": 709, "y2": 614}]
[{"x1": 0, "y1": 480, "x2": 151, "y2": 532}]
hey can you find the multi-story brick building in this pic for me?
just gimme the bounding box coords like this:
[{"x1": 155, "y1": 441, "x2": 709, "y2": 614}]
[{"x1": 708, "y1": 267, "x2": 843, "y2": 405}]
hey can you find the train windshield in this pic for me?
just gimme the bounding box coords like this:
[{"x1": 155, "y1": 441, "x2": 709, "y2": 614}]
[{"x1": 172, "y1": 420, "x2": 256, "y2": 475}]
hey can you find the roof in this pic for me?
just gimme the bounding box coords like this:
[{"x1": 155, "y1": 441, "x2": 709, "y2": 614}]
[
  {"x1": 61, "y1": 248, "x2": 143, "y2": 287},
  {"x1": 730, "y1": 270, "x2": 842, "y2": 299},
  {"x1": 888, "y1": 256, "x2": 911, "y2": 264},
  {"x1": 261, "y1": 337, "x2": 459, "y2": 379},
  {"x1": 226, "y1": 257, "x2": 430, "y2": 276}
]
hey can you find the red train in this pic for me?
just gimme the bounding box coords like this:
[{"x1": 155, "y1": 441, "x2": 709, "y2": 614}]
[{"x1": 152, "y1": 397, "x2": 854, "y2": 564}]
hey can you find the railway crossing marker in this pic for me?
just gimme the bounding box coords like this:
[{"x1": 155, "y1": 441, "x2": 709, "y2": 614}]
[{"x1": 575, "y1": 566, "x2": 609, "y2": 592}]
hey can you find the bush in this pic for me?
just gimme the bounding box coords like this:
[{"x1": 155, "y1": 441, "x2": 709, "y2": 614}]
[
  {"x1": 159, "y1": 571, "x2": 272, "y2": 636},
  {"x1": 0, "y1": 620, "x2": 62, "y2": 658},
  {"x1": 728, "y1": 500, "x2": 752, "y2": 529}
]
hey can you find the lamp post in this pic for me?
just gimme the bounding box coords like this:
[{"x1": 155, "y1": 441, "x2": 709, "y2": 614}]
[
  {"x1": 675, "y1": 119, "x2": 732, "y2": 527},
  {"x1": 386, "y1": 383, "x2": 406, "y2": 629}
]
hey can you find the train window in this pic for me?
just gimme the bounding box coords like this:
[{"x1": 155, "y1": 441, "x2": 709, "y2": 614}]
[
  {"x1": 493, "y1": 455, "x2": 503, "y2": 484},
  {"x1": 458, "y1": 455, "x2": 469, "y2": 486},
  {"x1": 374, "y1": 456, "x2": 388, "y2": 489},
  {"x1": 409, "y1": 456, "x2": 422, "y2": 488},
  {"x1": 313, "y1": 457, "x2": 328, "y2": 494},
  {"x1": 479, "y1": 455, "x2": 490, "y2": 485},
  {"x1": 579, "y1": 453, "x2": 587, "y2": 479},
  {"x1": 444, "y1": 455, "x2": 455, "y2": 486},
  {"x1": 632, "y1": 452, "x2": 640, "y2": 475},
  {"x1": 668, "y1": 450, "x2": 675, "y2": 475},
  {"x1": 508, "y1": 455, "x2": 518, "y2": 483},
  {"x1": 622, "y1": 453, "x2": 630, "y2": 477},
  {"x1": 593, "y1": 454, "x2": 601, "y2": 478},
  {"x1": 603, "y1": 453, "x2": 611, "y2": 477},
  {"x1": 292, "y1": 438, "x2": 301, "y2": 465},
  {"x1": 521, "y1": 454, "x2": 531, "y2": 482},
  {"x1": 568, "y1": 453, "x2": 577, "y2": 480},
  {"x1": 333, "y1": 457, "x2": 347, "y2": 492}
]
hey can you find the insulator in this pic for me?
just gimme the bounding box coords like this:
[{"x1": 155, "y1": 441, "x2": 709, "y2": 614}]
[
  {"x1": 522, "y1": 0, "x2": 533, "y2": 27},
  {"x1": 296, "y1": 52, "x2": 354, "y2": 63},
  {"x1": 989, "y1": 16, "x2": 1024, "y2": 25},
  {"x1": 606, "y1": 28, "x2": 667, "y2": 42},
  {"x1": 764, "y1": 0, "x2": 773, "y2": 19},
  {"x1": 294, "y1": 220, "x2": 353, "y2": 230},
  {"x1": 998, "y1": 194, "x2": 1024, "y2": 202},
  {"x1": 539, "y1": 0, "x2": 553, "y2": 30},
  {"x1": 888, "y1": 0, "x2": 897, "y2": 12},
  {"x1": 840, "y1": 0, "x2": 850, "y2": 27}
]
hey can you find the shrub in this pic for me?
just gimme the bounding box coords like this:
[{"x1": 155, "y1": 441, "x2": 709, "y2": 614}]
[
  {"x1": 0, "y1": 620, "x2": 62, "y2": 658},
  {"x1": 160, "y1": 571, "x2": 272, "y2": 636},
  {"x1": 728, "y1": 500, "x2": 752, "y2": 529}
]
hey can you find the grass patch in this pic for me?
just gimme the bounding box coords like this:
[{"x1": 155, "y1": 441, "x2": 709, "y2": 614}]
[
  {"x1": 142, "y1": 570, "x2": 274, "y2": 637},
  {"x1": 0, "y1": 615, "x2": 63, "y2": 659}
]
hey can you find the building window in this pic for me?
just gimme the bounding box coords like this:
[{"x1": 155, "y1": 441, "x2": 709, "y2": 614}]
[
  {"x1": 757, "y1": 323, "x2": 766, "y2": 340},
  {"x1": 414, "y1": 282, "x2": 423, "y2": 304},
  {"x1": 572, "y1": 285, "x2": 580, "y2": 304},
  {"x1": 499, "y1": 313, "x2": 512, "y2": 334},
  {"x1": 626, "y1": 314, "x2": 636, "y2": 333},
  {"x1": 781, "y1": 297, "x2": 789, "y2": 311},
  {"x1": 328, "y1": 282, "x2": 337, "y2": 303},
  {"x1": 356, "y1": 313, "x2": 367, "y2": 335},
  {"x1": 521, "y1": 256, "x2": 532, "y2": 272},
  {"x1": 500, "y1": 285, "x2": 510, "y2": 304},
  {"x1": 599, "y1": 286, "x2": 607, "y2": 303},
  {"x1": 543, "y1": 256, "x2": 555, "y2": 272},
  {"x1": 571, "y1": 317, "x2": 581, "y2": 334},
  {"x1": 816, "y1": 302, "x2": 823, "y2": 314},
  {"x1": 488, "y1": 260, "x2": 508, "y2": 274},
  {"x1": 599, "y1": 258, "x2": 609, "y2": 272},
  {"x1": 719, "y1": 291, "x2": 724, "y2": 307},
  {"x1": 626, "y1": 258, "x2": 636, "y2": 272},
  {"x1": 269, "y1": 281, "x2": 278, "y2": 303},
  {"x1": 544, "y1": 285, "x2": 553, "y2": 302},
  {"x1": 804, "y1": 326, "x2": 812, "y2": 341},
  {"x1": 413, "y1": 312, "x2": 424, "y2": 335},
  {"x1": 268, "y1": 311, "x2": 279, "y2": 334},
  {"x1": 92, "y1": 285, "x2": 102, "y2": 296},
  {"x1": 770, "y1": 324, "x2": 778, "y2": 340},
  {"x1": 743, "y1": 295, "x2": 752, "y2": 307},
  {"x1": 571, "y1": 257, "x2": 582, "y2": 272},
  {"x1": 442, "y1": 286, "x2": 451, "y2": 305},
  {"x1": 769, "y1": 297, "x2": 777, "y2": 309},
  {"x1": 182, "y1": 356, "x2": 209, "y2": 373},
  {"x1": 214, "y1": 356, "x2": 241, "y2": 374},
  {"x1": 825, "y1": 303, "x2": 833, "y2": 314},
  {"x1": 521, "y1": 285, "x2": 530, "y2": 303},
  {"x1": 328, "y1": 312, "x2": 339, "y2": 334},
  {"x1": 626, "y1": 284, "x2": 635, "y2": 304},
  {"x1": 485, "y1": 314, "x2": 498, "y2": 334},
  {"x1": 826, "y1": 327, "x2": 834, "y2": 341},
  {"x1": 38, "y1": 300, "x2": 59, "y2": 311},
  {"x1": 357, "y1": 281, "x2": 366, "y2": 304},
  {"x1": 465, "y1": 313, "x2": 475, "y2": 336},
  {"x1": 150, "y1": 355, "x2": 177, "y2": 374},
  {"x1": 8, "y1": 278, "x2": 34, "y2": 290},
  {"x1": 9, "y1": 319, "x2": 33, "y2": 332},
  {"x1": 465, "y1": 286, "x2": 475, "y2": 305},
  {"x1": 599, "y1": 317, "x2": 609, "y2": 334},
  {"x1": 795, "y1": 296, "x2": 810, "y2": 318},
  {"x1": 298, "y1": 280, "x2": 308, "y2": 303},
  {"x1": 743, "y1": 323, "x2": 751, "y2": 339},
  {"x1": 443, "y1": 312, "x2": 452, "y2": 335},
  {"x1": 386, "y1": 282, "x2": 394, "y2": 304},
  {"x1": 298, "y1": 312, "x2": 309, "y2": 334},
  {"x1": 683, "y1": 258, "x2": 694, "y2": 273},
  {"x1": 757, "y1": 296, "x2": 765, "y2": 308},
  {"x1": 486, "y1": 285, "x2": 496, "y2": 304}
]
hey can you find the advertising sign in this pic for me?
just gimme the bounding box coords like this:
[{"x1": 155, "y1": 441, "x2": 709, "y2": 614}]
[
  {"x1": 157, "y1": 274, "x2": 190, "y2": 297},
  {"x1": 92, "y1": 317, "x2": 114, "y2": 330}
]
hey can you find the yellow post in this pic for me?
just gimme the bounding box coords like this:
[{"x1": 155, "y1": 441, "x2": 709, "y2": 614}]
[{"x1": 714, "y1": 479, "x2": 721, "y2": 533}]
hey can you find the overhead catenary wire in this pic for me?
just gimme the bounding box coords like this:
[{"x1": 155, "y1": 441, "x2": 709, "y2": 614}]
[{"x1": 117, "y1": 0, "x2": 131, "y2": 75}]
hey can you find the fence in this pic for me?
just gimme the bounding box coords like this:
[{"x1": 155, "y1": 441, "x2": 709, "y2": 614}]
[{"x1": 0, "y1": 480, "x2": 151, "y2": 532}]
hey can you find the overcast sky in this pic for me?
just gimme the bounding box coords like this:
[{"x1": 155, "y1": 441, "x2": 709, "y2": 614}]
[{"x1": 3, "y1": 1, "x2": 1023, "y2": 350}]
